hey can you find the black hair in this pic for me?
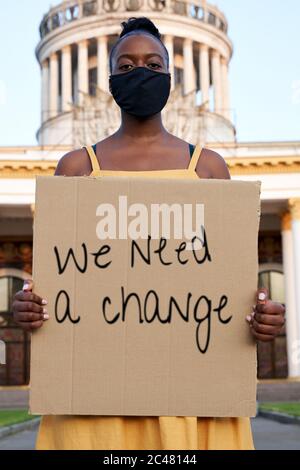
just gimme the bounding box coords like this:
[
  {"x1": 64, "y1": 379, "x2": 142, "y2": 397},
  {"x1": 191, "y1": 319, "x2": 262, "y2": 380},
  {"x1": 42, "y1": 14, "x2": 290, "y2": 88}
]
[{"x1": 109, "y1": 17, "x2": 169, "y2": 74}]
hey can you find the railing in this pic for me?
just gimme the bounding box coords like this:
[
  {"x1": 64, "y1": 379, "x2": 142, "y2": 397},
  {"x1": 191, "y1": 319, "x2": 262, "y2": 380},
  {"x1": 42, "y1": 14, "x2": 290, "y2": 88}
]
[{"x1": 39, "y1": 0, "x2": 228, "y2": 39}]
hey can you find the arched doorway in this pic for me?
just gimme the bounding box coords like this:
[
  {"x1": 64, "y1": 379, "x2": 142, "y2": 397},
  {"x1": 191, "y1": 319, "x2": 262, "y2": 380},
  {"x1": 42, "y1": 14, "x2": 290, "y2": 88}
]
[
  {"x1": 0, "y1": 269, "x2": 31, "y2": 385},
  {"x1": 257, "y1": 264, "x2": 287, "y2": 378}
]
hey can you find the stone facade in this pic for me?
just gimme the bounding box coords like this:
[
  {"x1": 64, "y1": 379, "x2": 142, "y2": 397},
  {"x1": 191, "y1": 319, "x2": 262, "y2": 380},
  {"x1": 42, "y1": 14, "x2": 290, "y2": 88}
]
[{"x1": 36, "y1": 0, "x2": 235, "y2": 145}]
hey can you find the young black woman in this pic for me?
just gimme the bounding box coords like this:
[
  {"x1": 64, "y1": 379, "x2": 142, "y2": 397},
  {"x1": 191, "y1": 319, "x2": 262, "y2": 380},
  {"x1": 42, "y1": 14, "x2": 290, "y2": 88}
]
[{"x1": 12, "y1": 17, "x2": 285, "y2": 450}]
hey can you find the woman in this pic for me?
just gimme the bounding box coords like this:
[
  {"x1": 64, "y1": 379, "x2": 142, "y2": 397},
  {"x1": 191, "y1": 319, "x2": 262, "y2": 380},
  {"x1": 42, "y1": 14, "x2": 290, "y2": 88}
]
[{"x1": 12, "y1": 17, "x2": 285, "y2": 450}]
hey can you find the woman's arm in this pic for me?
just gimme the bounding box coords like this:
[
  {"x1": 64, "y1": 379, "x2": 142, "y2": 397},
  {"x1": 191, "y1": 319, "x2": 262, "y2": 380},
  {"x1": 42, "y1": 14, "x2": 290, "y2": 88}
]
[
  {"x1": 12, "y1": 149, "x2": 92, "y2": 330},
  {"x1": 197, "y1": 149, "x2": 286, "y2": 342},
  {"x1": 54, "y1": 148, "x2": 92, "y2": 176},
  {"x1": 194, "y1": 148, "x2": 231, "y2": 180}
]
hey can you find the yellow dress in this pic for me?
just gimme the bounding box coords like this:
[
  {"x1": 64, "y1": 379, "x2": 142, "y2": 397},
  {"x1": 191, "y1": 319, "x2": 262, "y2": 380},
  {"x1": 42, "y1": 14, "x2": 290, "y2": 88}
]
[{"x1": 36, "y1": 143, "x2": 254, "y2": 450}]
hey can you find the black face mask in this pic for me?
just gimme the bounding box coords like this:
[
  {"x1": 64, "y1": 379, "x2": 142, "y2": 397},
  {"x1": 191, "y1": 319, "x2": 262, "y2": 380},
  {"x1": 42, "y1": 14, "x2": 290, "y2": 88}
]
[{"x1": 109, "y1": 67, "x2": 171, "y2": 118}]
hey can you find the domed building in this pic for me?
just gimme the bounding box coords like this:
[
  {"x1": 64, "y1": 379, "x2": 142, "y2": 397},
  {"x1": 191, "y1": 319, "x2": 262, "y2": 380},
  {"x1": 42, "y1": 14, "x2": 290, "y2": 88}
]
[
  {"x1": 0, "y1": 0, "x2": 300, "y2": 388},
  {"x1": 36, "y1": 0, "x2": 234, "y2": 147}
]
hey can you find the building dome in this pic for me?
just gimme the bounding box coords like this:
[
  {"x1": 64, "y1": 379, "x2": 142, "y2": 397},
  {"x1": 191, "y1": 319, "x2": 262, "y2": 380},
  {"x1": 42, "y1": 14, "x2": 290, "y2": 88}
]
[{"x1": 36, "y1": 0, "x2": 235, "y2": 146}]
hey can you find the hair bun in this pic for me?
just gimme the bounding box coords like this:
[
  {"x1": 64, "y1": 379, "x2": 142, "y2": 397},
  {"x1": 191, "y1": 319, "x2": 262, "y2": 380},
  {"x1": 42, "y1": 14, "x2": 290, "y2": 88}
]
[{"x1": 119, "y1": 16, "x2": 161, "y2": 40}]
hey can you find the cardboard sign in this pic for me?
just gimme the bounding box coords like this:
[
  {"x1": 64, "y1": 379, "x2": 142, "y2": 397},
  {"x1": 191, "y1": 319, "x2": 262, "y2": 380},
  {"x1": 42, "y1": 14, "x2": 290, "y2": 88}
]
[{"x1": 30, "y1": 176, "x2": 261, "y2": 417}]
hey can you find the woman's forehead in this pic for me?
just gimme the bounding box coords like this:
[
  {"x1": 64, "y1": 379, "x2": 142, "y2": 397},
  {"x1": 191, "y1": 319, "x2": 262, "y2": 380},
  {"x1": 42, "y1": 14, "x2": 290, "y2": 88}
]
[{"x1": 114, "y1": 33, "x2": 166, "y2": 59}]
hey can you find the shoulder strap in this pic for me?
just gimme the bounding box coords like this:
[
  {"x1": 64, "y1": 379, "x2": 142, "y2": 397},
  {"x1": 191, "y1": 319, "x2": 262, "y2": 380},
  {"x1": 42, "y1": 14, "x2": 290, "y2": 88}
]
[
  {"x1": 83, "y1": 145, "x2": 101, "y2": 173},
  {"x1": 188, "y1": 144, "x2": 203, "y2": 172}
]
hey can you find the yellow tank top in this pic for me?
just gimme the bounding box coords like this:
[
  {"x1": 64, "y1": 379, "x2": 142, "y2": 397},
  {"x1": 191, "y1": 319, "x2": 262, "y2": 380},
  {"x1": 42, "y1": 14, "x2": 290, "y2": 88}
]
[
  {"x1": 85, "y1": 143, "x2": 203, "y2": 178},
  {"x1": 35, "y1": 143, "x2": 254, "y2": 450}
]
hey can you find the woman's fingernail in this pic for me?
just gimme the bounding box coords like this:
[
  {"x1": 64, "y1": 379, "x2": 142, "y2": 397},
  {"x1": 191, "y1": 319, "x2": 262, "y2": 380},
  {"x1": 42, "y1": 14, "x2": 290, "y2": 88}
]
[
  {"x1": 246, "y1": 315, "x2": 252, "y2": 322},
  {"x1": 42, "y1": 299, "x2": 48, "y2": 305},
  {"x1": 42, "y1": 308, "x2": 47, "y2": 314},
  {"x1": 258, "y1": 292, "x2": 266, "y2": 301},
  {"x1": 43, "y1": 314, "x2": 49, "y2": 320},
  {"x1": 23, "y1": 284, "x2": 30, "y2": 290}
]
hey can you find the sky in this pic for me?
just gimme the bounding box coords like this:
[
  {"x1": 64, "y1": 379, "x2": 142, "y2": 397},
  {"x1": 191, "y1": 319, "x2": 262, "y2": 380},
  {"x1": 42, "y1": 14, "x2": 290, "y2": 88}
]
[{"x1": 0, "y1": 0, "x2": 299, "y2": 146}]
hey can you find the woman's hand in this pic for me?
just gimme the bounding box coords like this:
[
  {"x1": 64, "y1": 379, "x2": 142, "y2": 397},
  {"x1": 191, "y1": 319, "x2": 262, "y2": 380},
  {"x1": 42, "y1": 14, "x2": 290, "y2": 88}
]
[
  {"x1": 246, "y1": 288, "x2": 285, "y2": 342},
  {"x1": 12, "y1": 279, "x2": 49, "y2": 331}
]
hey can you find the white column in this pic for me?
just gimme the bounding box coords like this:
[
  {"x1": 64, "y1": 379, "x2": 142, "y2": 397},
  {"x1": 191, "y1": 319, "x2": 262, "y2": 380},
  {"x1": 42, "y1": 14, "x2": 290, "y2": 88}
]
[
  {"x1": 211, "y1": 49, "x2": 222, "y2": 114},
  {"x1": 202, "y1": 0, "x2": 208, "y2": 21},
  {"x1": 78, "y1": 40, "x2": 89, "y2": 105},
  {"x1": 199, "y1": 43, "x2": 209, "y2": 109},
  {"x1": 164, "y1": 35, "x2": 175, "y2": 91},
  {"x1": 165, "y1": 0, "x2": 173, "y2": 13},
  {"x1": 221, "y1": 56, "x2": 230, "y2": 120},
  {"x1": 290, "y1": 199, "x2": 300, "y2": 351},
  {"x1": 282, "y1": 211, "x2": 300, "y2": 377},
  {"x1": 97, "y1": 35, "x2": 108, "y2": 92},
  {"x1": 183, "y1": 38, "x2": 196, "y2": 95},
  {"x1": 49, "y1": 53, "x2": 59, "y2": 118},
  {"x1": 41, "y1": 59, "x2": 49, "y2": 122},
  {"x1": 61, "y1": 45, "x2": 72, "y2": 112},
  {"x1": 97, "y1": 0, "x2": 104, "y2": 14},
  {"x1": 78, "y1": 0, "x2": 83, "y2": 17}
]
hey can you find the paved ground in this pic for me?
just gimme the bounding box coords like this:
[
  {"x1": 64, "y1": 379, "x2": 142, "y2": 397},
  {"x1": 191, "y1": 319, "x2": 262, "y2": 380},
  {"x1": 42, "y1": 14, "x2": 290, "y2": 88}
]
[
  {"x1": 0, "y1": 417, "x2": 300, "y2": 450},
  {"x1": 251, "y1": 417, "x2": 300, "y2": 450},
  {"x1": 0, "y1": 428, "x2": 37, "y2": 450}
]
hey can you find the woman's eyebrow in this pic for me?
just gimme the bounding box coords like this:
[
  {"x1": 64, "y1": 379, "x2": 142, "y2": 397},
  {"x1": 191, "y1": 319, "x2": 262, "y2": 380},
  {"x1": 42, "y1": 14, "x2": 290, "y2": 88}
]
[{"x1": 117, "y1": 53, "x2": 164, "y2": 62}]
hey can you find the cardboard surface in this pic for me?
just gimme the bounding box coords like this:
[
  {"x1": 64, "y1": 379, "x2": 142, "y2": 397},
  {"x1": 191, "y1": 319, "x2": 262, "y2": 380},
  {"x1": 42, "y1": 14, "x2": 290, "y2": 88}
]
[{"x1": 30, "y1": 176, "x2": 261, "y2": 416}]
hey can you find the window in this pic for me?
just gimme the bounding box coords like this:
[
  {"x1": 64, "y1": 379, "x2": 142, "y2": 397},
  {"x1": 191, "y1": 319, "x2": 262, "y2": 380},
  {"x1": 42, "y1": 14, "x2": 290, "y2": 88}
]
[
  {"x1": 52, "y1": 12, "x2": 62, "y2": 30},
  {"x1": 174, "y1": 1, "x2": 186, "y2": 15},
  {"x1": 0, "y1": 276, "x2": 23, "y2": 315},
  {"x1": 0, "y1": 275, "x2": 30, "y2": 385},
  {"x1": 174, "y1": 66, "x2": 183, "y2": 89},
  {"x1": 258, "y1": 270, "x2": 285, "y2": 304},
  {"x1": 89, "y1": 68, "x2": 97, "y2": 97},
  {"x1": 190, "y1": 5, "x2": 204, "y2": 20},
  {"x1": 208, "y1": 13, "x2": 217, "y2": 26},
  {"x1": 65, "y1": 5, "x2": 79, "y2": 22},
  {"x1": 219, "y1": 20, "x2": 226, "y2": 32},
  {"x1": 83, "y1": 0, "x2": 97, "y2": 16}
]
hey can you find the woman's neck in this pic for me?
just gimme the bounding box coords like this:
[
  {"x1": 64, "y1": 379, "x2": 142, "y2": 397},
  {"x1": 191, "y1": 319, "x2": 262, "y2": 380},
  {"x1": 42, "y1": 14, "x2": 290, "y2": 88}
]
[{"x1": 115, "y1": 111, "x2": 169, "y2": 145}]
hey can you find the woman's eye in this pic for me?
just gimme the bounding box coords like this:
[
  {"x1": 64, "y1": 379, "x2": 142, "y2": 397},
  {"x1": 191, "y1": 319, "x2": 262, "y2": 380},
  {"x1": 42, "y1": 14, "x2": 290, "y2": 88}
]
[
  {"x1": 120, "y1": 64, "x2": 133, "y2": 71},
  {"x1": 119, "y1": 63, "x2": 161, "y2": 71},
  {"x1": 149, "y1": 63, "x2": 161, "y2": 69}
]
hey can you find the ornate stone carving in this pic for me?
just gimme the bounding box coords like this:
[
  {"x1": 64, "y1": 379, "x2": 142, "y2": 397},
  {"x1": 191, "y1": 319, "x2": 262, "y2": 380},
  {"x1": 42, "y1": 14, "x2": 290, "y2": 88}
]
[
  {"x1": 82, "y1": 0, "x2": 97, "y2": 16},
  {"x1": 103, "y1": 0, "x2": 121, "y2": 12},
  {"x1": 125, "y1": 0, "x2": 143, "y2": 11},
  {"x1": 281, "y1": 211, "x2": 292, "y2": 231},
  {"x1": 289, "y1": 198, "x2": 300, "y2": 221},
  {"x1": 148, "y1": 0, "x2": 166, "y2": 12}
]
